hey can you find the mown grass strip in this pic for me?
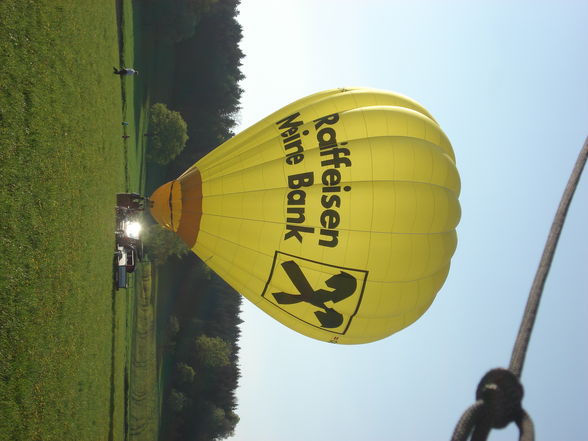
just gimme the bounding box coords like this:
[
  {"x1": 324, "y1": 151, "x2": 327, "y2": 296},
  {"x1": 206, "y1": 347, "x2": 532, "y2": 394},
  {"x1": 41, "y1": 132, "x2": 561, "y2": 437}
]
[{"x1": 129, "y1": 263, "x2": 159, "y2": 441}]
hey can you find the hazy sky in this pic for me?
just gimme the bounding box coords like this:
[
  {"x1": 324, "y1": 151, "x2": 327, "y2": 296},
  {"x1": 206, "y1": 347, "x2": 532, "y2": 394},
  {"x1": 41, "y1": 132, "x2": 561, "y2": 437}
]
[{"x1": 228, "y1": 2, "x2": 588, "y2": 440}]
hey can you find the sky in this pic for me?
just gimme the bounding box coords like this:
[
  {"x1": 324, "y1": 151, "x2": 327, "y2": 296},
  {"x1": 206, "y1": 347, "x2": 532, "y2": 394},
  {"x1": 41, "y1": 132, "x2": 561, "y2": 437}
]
[{"x1": 228, "y1": 2, "x2": 588, "y2": 440}]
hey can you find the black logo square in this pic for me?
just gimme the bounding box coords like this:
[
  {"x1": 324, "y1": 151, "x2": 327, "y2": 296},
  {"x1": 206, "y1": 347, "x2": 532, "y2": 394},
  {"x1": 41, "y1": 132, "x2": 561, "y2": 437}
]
[{"x1": 261, "y1": 251, "x2": 368, "y2": 335}]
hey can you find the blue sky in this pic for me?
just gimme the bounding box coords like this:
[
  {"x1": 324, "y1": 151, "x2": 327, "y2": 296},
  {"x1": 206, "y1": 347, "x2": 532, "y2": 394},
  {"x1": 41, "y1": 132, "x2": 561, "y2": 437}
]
[{"x1": 228, "y1": 2, "x2": 588, "y2": 440}]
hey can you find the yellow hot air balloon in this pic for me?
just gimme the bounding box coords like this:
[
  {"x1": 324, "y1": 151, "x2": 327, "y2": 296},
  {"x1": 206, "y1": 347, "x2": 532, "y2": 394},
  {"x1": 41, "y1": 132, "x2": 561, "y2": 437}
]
[{"x1": 150, "y1": 87, "x2": 460, "y2": 344}]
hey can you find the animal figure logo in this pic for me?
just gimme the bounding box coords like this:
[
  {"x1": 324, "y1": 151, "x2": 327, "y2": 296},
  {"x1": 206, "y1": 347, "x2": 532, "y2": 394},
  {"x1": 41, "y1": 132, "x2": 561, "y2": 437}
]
[{"x1": 272, "y1": 260, "x2": 357, "y2": 328}]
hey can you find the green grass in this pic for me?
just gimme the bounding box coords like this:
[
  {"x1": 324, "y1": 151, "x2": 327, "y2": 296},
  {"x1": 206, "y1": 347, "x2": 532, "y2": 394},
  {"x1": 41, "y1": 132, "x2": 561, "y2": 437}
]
[
  {"x1": 128, "y1": 263, "x2": 160, "y2": 441},
  {"x1": 120, "y1": 0, "x2": 149, "y2": 195},
  {"x1": 0, "y1": 1, "x2": 141, "y2": 440},
  {"x1": 122, "y1": 3, "x2": 162, "y2": 439}
]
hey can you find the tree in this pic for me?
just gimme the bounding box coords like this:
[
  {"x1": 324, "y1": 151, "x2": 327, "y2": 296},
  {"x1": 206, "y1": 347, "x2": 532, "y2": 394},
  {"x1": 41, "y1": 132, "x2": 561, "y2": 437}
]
[
  {"x1": 146, "y1": 103, "x2": 189, "y2": 165},
  {"x1": 176, "y1": 362, "x2": 196, "y2": 384},
  {"x1": 143, "y1": 223, "x2": 190, "y2": 265},
  {"x1": 198, "y1": 403, "x2": 240, "y2": 440},
  {"x1": 194, "y1": 335, "x2": 231, "y2": 368},
  {"x1": 220, "y1": 410, "x2": 240, "y2": 439},
  {"x1": 169, "y1": 389, "x2": 188, "y2": 413}
]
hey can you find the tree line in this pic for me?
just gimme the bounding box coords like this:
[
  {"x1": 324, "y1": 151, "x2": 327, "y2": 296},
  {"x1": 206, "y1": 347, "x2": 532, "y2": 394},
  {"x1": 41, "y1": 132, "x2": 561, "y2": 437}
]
[
  {"x1": 140, "y1": 0, "x2": 246, "y2": 440},
  {"x1": 161, "y1": 258, "x2": 242, "y2": 441},
  {"x1": 143, "y1": 0, "x2": 244, "y2": 180}
]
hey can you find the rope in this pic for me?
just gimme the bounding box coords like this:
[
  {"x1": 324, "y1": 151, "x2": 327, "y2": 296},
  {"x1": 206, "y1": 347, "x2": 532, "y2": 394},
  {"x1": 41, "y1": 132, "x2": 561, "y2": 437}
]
[
  {"x1": 510, "y1": 135, "x2": 588, "y2": 376},
  {"x1": 451, "y1": 401, "x2": 484, "y2": 441},
  {"x1": 450, "y1": 136, "x2": 588, "y2": 441}
]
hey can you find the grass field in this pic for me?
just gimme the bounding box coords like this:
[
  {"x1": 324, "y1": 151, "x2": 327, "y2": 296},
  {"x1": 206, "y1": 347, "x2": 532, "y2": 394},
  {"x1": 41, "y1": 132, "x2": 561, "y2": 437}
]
[
  {"x1": 128, "y1": 263, "x2": 160, "y2": 441},
  {"x1": 0, "y1": 1, "x2": 151, "y2": 440}
]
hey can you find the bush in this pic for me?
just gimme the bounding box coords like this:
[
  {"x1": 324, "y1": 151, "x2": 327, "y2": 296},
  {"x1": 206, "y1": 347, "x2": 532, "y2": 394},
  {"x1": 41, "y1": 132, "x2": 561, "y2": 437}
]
[
  {"x1": 175, "y1": 362, "x2": 196, "y2": 384},
  {"x1": 146, "y1": 103, "x2": 189, "y2": 165},
  {"x1": 169, "y1": 389, "x2": 188, "y2": 413},
  {"x1": 194, "y1": 335, "x2": 231, "y2": 368},
  {"x1": 143, "y1": 223, "x2": 190, "y2": 265}
]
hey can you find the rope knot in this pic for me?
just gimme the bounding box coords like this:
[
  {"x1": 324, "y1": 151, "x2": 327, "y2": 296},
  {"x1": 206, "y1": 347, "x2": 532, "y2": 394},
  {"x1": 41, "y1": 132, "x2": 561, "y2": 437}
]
[{"x1": 476, "y1": 368, "x2": 523, "y2": 429}]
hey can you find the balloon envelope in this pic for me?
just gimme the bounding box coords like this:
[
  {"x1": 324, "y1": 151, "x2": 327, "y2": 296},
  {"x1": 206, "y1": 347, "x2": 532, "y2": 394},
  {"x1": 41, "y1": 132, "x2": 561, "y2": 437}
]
[{"x1": 150, "y1": 87, "x2": 461, "y2": 344}]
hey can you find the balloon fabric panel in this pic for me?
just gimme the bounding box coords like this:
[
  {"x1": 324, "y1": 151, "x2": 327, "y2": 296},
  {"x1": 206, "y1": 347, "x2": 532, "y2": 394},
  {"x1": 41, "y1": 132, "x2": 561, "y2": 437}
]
[{"x1": 149, "y1": 87, "x2": 461, "y2": 344}]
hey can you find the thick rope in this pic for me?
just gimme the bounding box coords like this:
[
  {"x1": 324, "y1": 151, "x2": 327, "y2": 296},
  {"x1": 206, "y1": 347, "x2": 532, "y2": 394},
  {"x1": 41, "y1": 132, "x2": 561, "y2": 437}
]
[
  {"x1": 450, "y1": 136, "x2": 588, "y2": 441},
  {"x1": 510, "y1": 136, "x2": 588, "y2": 376},
  {"x1": 450, "y1": 401, "x2": 484, "y2": 441}
]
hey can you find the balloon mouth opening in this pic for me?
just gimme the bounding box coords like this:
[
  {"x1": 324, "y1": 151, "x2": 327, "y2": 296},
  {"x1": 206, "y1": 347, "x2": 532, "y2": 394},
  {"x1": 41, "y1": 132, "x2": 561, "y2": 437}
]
[
  {"x1": 149, "y1": 181, "x2": 178, "y2": 232},
  {"x1": 148, "y1": 168, "x2": 203, "y2": 249}
]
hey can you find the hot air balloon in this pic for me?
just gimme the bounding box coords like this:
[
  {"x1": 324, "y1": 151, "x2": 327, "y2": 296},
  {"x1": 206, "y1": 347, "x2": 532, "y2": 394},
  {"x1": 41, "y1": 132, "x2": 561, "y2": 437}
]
[{"x1": 149, "y1": 87, "x2": 460, "y2": 344}]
